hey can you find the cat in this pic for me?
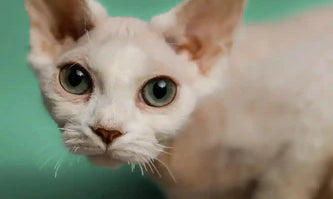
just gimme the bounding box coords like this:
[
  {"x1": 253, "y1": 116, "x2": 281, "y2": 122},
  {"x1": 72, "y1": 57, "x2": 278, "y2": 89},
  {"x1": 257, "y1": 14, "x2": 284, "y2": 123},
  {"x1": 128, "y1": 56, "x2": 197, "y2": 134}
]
[
  {"x1": 24, "y1": 0, "x2": 333, "y2": 199},
  {"x1": 153, "y1": 4, "x2": 333, "y2": 199}
]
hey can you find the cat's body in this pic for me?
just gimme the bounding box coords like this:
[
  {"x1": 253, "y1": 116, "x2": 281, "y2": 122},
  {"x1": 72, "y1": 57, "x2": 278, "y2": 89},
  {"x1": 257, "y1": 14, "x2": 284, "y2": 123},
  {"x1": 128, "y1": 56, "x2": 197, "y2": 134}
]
[
  {"x1": 24, "y1": 1, "x2": 333, "y2": 199},
  {"x1": 155, "y1": 6, "x2": 333, "y2": 199}
]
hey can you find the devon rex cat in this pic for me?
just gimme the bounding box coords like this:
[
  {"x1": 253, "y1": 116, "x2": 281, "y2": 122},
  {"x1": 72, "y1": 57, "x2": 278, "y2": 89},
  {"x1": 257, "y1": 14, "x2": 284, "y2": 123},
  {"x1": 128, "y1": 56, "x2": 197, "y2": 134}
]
[{"x1": 25, "y1": 0, "x2": 333, "y2": 199}]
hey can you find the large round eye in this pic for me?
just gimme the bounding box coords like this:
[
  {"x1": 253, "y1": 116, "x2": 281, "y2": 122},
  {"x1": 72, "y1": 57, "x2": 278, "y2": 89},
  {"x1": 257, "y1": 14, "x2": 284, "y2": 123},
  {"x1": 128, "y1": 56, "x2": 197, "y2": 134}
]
[
  {"x1": 59, "y1": 63, "x2": 93, "y2": 95},
  {"x1": 141, "y1": 76, "x2": 177, "y2": 107}
]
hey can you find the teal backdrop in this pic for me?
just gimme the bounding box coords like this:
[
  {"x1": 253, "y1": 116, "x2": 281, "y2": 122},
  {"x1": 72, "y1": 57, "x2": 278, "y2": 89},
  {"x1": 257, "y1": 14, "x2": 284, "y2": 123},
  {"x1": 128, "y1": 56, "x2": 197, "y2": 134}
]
[{"x1": 0, "y1": 0, "x2": 332, "y2": 198}]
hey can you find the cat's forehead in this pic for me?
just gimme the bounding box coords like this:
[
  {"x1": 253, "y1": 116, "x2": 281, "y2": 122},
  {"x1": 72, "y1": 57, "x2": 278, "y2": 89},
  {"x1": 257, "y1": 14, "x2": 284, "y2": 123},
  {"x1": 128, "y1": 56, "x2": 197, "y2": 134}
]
[
  {"x1": 89, "y1": 43, "x2": 153, "y2": 82},
  {"x1": 86, "y1": 41, "x2": 190, "y2": 86},
  {"x1": 69, "y1": 17, "x2": 196, "y2": 81},
  {"x1": 92, "y1": 17, "x2": 162, "y2": 44}
]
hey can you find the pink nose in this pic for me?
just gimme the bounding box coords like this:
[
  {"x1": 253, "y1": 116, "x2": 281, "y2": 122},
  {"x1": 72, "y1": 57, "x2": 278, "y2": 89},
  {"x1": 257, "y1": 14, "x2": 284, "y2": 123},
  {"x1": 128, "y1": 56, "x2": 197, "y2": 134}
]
[{"x1": 93, "y1": 128, "x2": 122, "y2": 145}]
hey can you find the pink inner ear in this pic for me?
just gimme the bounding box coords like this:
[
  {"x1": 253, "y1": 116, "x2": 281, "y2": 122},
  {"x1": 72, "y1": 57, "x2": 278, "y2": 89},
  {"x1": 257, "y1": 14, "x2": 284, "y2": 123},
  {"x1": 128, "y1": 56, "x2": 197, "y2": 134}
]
[
  {"x1": 26, "y1": 0, "x2": 106, "y2": 62},
  {"x1": 160, "y1": 0, "x2": 245, "y2": 74},
  {"x1": 46, "y1": 0, "x2": 95, "y2": 41}
]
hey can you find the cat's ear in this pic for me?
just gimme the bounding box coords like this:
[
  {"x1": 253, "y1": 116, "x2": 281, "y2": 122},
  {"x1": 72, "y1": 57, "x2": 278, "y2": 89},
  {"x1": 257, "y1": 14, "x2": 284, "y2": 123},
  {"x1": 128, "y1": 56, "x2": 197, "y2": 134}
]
[
  {"x1": 151, "y1": 0, "x2": 246, "y2": 74},
  {"x1": 25, "y1": 0, "x2": 108, "y2": 69}
]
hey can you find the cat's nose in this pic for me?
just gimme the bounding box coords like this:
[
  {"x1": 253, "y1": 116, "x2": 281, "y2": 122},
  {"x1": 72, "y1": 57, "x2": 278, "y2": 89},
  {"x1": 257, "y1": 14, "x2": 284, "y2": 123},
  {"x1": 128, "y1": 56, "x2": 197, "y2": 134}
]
[{"x1": 92, "y1": 128, "x2": 123, "y2": 145}]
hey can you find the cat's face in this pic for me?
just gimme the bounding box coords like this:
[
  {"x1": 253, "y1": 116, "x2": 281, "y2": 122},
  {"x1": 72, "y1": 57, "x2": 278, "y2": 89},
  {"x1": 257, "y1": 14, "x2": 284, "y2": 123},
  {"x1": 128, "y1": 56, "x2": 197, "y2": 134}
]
[
  {"x1": 25, "y1": 0, "x2": 245, "y2": 168},
  {"x1": 44, "y1": 18, "x2": 199, "y2": 167}
]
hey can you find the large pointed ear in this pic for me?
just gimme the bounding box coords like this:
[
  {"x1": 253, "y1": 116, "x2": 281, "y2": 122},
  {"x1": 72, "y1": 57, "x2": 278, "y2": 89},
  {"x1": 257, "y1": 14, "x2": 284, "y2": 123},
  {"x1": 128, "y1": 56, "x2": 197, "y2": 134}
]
[
  {"x1": 25, "y1": 0, "x2": 108, "y2": 69},
  {"x1": 151, "y1": 0, "x2": 246, "y2": 74}
]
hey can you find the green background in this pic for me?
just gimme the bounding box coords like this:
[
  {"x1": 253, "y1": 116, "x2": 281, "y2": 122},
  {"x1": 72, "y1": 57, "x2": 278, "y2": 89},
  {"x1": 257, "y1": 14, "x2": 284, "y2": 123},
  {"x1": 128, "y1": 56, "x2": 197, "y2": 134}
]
[{"x1": 0, "y1": 0, "x2": 332, "y2": 198}]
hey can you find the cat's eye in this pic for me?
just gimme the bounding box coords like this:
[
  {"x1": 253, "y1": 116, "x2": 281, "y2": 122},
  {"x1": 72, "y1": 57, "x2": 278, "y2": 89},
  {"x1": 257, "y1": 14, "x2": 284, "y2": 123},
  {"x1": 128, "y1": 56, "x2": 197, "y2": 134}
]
[
  {"x1": 141, "y1": 76, "x2": 177, "y2": 107},
  {"x1": 59, "y1": 63, "x2": 93, "y2": 95}
]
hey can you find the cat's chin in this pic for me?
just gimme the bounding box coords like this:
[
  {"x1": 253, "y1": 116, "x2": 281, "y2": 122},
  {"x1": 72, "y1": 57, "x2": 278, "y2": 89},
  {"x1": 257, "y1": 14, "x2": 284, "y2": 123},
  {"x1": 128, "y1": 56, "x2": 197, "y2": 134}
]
[{"x1": 87, "y1": 154, "x2": 124, "y2": 169}]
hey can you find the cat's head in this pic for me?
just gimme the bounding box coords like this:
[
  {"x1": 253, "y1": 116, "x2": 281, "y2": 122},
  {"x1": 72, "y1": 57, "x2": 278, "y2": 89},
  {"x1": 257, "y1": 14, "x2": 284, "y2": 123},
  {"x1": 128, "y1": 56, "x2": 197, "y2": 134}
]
[{"x1": 25, "y1": 0, "x2": 245, "y2": 168}]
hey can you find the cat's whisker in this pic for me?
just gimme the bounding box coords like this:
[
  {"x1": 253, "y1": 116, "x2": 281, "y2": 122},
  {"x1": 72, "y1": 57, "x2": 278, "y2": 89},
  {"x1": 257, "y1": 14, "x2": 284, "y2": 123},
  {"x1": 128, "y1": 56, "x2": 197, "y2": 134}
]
[
  {"x1": 142, "y1": 162, "x2": 148, "y2": 173},
  {"x1": 144, "y1": 158, "x2": 155, "y2": 174},
  {"x1": 54, "y1": 160, "x2": 61, "y2": 178},
  {"x1": 149, "y1": 158, "x2": 162, "y2": 178},
  {"x1": 131, "y1": 162, "x2": 135, "y2": 173},
  {"x1": 38, "y1": 145, "x2": 66, "y2": 170},
  {"x1": 38, "y1": 156, "x2": 54, "y2": 170},
  {"x1": 152, "y1": 147, "x2": 171, "y2": 156},
  {"x1": 53, "y1": 153, "x2": 67, "y2": 179},
  {"x1": 71, "y1": 146, "x2": 80, "y2": 153},
  {"x1": 59, "y1": 127, "x2": 79, "y2": 135},
  {"x1": 155, "y1": 158, "x2": 177, "y2": 183},
  {"x1": 58, "y1": 127, "x2": 70, "y2": 131},
  {"x1": 60, "y1": 129, "x2": 77, "y2": 133},
  {"x1": 138, "y1": 163, "x2": 144, "y2": 176},
  {"x1": 156, "y1": 143, "x2": 174, "y2": 149},
  {"x1": 70, "y1": 155, "x2": 82, "y2": 167}
]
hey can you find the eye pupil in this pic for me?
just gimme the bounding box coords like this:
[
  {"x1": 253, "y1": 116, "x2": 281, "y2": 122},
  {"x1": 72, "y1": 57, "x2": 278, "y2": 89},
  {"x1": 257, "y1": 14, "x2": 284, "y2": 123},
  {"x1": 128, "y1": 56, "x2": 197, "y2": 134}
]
[
  {"x1": 68, "y1": 69, "x2": 84, "y2": 87},
  {"x1": 153, "y1": 80, "x2": 168, "y2": 99}
]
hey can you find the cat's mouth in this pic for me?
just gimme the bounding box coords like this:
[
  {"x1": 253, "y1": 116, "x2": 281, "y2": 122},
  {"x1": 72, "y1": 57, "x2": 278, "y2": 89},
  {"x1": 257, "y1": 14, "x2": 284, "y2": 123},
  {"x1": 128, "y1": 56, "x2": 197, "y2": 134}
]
[{"x1": 61, "y1": 124, "x2": 164, "y2": 168}]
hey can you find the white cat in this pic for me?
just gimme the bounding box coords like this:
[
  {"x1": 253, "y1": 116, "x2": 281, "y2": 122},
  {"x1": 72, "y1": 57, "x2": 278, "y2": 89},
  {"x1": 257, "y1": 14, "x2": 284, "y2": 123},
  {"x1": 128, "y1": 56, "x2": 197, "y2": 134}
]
[{"x1": 25, "y1": 0, "x2": 333, "y2": 199}]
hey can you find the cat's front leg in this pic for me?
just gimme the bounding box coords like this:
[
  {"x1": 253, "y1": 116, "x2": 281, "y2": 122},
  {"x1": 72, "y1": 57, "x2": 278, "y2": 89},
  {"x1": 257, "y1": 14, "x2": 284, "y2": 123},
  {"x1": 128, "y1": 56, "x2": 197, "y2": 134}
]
[{"x1": 254, "y1": 155, "x2": 325, "y2": 199}]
